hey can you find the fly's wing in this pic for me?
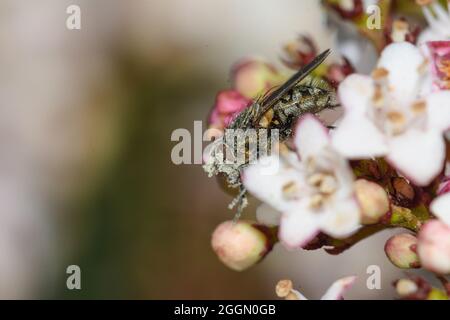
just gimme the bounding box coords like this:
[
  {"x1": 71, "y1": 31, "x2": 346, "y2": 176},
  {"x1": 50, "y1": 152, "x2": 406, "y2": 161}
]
[{"x1": 254, "y1": 49, "x2": 331, "y2": 125}]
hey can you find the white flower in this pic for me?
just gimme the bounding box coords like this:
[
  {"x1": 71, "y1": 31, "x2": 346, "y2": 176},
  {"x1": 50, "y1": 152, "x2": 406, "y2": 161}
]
[
  {"x1": 418, "y1": 1, "x2": 450, "y2": 44},
  {"x1": 332, "y1": 42, "x2": 450, "y2": 186},
  {"x1": 276, "y1": 276, "x2": 357, "y2": 300},
  {"x1": 243, "y1": 115, "x2": 360, "y2": 248},
  {"x1": 417, "y1": 192, "x2": 450, "y2": 274}
]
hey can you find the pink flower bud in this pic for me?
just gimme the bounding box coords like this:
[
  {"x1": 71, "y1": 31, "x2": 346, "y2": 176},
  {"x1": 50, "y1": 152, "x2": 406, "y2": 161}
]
[
  {"x1": 427, "y1": 41, "x2": 450, "y2": 90},
  {"x1": 396, "y1": 279, "x2": 418, "y2": 297},
  {"x1": 281, "y1": 35, "x2": 317, "y2": 70},
  {"x1": 208, "y1": 90, "x2": 250, "y2": 130},
  {"x1": 354, "y1": 179, "x2": 389, "y2": 224},
  {"x1": 211, "y1": 220, "x2": 274, "y2": 271},
  {"x1": 418, "y1": 220, "x2": 450, "y2": 274},
  {"x1": 232, "y1": 59, "x2": 283, "y2": 99},
  {"x1": 393, "y1": 276, "x2": 431, "y2": 300},
  {"x1": 385, "y1": 233, "x2": 421, "y2": 269}
]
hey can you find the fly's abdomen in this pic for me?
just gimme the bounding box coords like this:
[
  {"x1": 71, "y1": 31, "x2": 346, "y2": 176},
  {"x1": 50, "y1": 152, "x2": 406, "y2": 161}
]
[{"x1": 265, "y1": 84, "x2": 337, "y2": 135}]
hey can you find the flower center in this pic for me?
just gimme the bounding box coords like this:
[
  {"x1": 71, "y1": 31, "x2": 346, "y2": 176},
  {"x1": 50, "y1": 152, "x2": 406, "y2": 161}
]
[
  {"x1": 306, "y1": 168, "x2": 338, "y2": 210},
  {"x1": 370, "y1": 68, "x2": 428, "y2": 136},
  {"x1": 282, "y1": 181, "x2": 300, "y2": 201}
]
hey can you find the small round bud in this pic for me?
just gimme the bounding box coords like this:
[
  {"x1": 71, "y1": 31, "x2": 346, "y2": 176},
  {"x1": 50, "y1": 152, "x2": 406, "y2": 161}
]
[
  {"x1": 418, "y1": 220, "x2": 450, "y2": 275},
  {"x1": 385, "y1": 233, "x2": 420, "y2": 269},
  {"x1": 275, "y1": 280, "x2": 293, "y2": 298},
  {"x1": 211, "y1": 221, "x2": 273, "y2": 272},
  {"x1": 354, "y1": 179, "x2": 389, "y2": 224},
  {"x1": 396, "y1": 279, "x2": 418, "y2": 297},
  {"x1": 232, "y1": 59, "x2": 283, "y2": 99}
]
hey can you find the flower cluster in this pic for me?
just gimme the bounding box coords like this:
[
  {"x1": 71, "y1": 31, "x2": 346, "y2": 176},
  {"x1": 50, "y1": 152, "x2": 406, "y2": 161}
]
[{"x1": 207, "y1": 0, "x2": 450, "y2": 300}]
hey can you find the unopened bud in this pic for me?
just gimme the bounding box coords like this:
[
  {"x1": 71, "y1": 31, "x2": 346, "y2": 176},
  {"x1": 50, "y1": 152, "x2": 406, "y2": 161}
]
[
  {"x1": 232, "y1": 59, "x2": 284, "y2": 99},
  {"x1": 396, "y1": 279, "x2": 418, "y2": 297},
  {"x1": 275, "y1": 279, "x2": 306, "y2": 300},
  {"x1": 418, "y1": 220, "x2": 450, "y2": 275},
  {"x1": 385, "y1": 233, "x2": 420, "y2": 269},
  {"x1": 354, "y1": 179, "x2": 389, "y2": 224},
  {"x1": 208, "y1": 90, "x2": 250, "y2": 130},
  {"x1": 275, "y1": 280, "x2": 293, "y2": 298},
  {"x1": 211, "y1": 220, "x2": 274, "y2": 271}
]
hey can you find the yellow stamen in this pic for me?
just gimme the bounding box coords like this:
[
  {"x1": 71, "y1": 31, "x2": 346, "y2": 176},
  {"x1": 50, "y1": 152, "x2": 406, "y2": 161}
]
[{"x1": 372, "y1": 68, "x2": 389, "y2": 80}]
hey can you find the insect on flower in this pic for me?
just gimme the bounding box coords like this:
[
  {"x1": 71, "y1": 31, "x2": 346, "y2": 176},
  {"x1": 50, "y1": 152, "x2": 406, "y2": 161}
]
[{"x1": 203, "y1": 50, "x2": 339, "y2": 219}]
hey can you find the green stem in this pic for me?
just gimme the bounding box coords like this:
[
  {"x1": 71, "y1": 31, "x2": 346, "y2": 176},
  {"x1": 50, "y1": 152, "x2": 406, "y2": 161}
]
[
  {"x1": 322, "y1": 224, "x2": 386, "y2": 255},
  {"x1": 388, "y1": 205, "x2": 429, "y2": 233}
]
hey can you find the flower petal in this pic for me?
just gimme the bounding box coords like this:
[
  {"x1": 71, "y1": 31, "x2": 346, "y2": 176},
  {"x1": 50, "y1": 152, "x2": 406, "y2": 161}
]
[
  {"x1": 338, "y1": 74, "x2": 374, "y2": 115},
  {"x1": 387, "y1": 129, "x2": 446, "y2": 186},
  {"x1": 332, "y1": 113, "x2": 388, "y2": 159},
  {"x1": 320, "y1": 198, "x2": 361, "y2": 239},
  {"x1": 256, "y1": 203, "x2": 281, "y2": 227},
  {"x1": 430, "y1": 193, "x2": 450, "y2": 227},
  {"x1": 279, "y1": 204, "x2": 320, "y2": 249},
  {"x1": 377, "y1": 42, "x2": 425, "y2": 106},
  {"x1": 294, "y1": 115, "x2": 329, "y2": 160},
  {"x1": 333, "y1": 74, "x2": 388, "y2": 158},
  {"x1": 427, "y1": 90, "x2": 450, "y2": 132},
  {"x1": 320, "y1": 276, "x2": 357, "y2": 300},
  {"x1": 242, "y1": 155, "x2": 304, "y2": 212}
]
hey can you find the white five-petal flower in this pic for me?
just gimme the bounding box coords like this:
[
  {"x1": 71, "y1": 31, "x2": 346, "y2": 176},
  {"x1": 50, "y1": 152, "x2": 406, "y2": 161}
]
[
  {"x1": 332, "y1": 42, "x2": 450, "y2": 186},
  {"x1": 243, "y1": 115, "x2": 360, "y2": 248}
]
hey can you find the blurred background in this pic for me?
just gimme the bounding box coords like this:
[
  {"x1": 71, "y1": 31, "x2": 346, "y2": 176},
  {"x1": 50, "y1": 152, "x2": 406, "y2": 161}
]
[{"x1": 0, "y1": 0, "x2": 434, "y2": 299}]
